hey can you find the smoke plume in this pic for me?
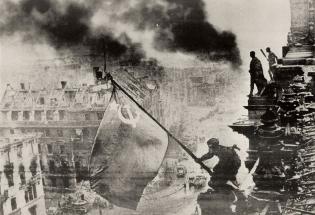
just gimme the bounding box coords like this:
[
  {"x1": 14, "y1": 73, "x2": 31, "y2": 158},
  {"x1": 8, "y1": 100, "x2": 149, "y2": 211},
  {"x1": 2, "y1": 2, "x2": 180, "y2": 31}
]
[
  {"x1": 0, "y1": 0, "x2": 146, "y2": 65},
  {"x1": 120, "y1": 0, "x2": 241, "y2": 65},
  {"x1": 0, "y1": 0, "x2": 241, "y2": 66}
]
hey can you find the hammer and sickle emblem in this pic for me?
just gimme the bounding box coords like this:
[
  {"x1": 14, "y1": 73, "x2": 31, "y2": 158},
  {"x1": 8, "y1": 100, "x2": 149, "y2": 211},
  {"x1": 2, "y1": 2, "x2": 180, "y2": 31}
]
[{"x1": 117, "y1": 104, "x2": 140, "y2": 128}]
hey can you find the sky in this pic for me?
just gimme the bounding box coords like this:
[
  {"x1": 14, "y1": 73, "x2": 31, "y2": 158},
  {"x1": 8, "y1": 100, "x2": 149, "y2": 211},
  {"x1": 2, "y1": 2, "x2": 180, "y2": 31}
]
[{"x1": 205, "y1": 0, "x2": 291, "y2": 67}]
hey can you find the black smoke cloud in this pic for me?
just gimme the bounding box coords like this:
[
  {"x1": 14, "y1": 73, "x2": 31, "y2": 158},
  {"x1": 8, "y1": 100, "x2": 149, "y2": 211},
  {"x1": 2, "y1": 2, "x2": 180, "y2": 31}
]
[
  {"x1": 0, "y1": 0, "x2": 241, "y2": 66},
  {"x1": 0, "y1": 0, "x2": 145, "y2": 65},
  {"x1": 121, "y1": 0, "x2": 242, "y2": 65}
]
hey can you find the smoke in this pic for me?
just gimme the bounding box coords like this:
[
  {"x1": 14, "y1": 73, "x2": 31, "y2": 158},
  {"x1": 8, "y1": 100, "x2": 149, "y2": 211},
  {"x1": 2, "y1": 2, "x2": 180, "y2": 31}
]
[
  {"x1": 0, "y1": 0, "x2": 147, "y2": 65},
  {"x1": 0, "y1": 0, "x2": 241, "y2": 66},
  {"x1": 120, "y1": 0, "x2": 241, "y2": 65},
  {"x1": 1, "y1": 0, "x2": 93, "y2": 46}
]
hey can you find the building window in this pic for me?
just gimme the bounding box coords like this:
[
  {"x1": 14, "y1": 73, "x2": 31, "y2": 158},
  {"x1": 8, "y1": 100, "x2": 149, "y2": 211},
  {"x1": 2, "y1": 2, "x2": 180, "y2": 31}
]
[
  {"x1": 38, "y1": 144, "x2": 41, "y2": 153},
  {"x1": 19, "y1": 164, "x2": 26, "y2": 185},
  {"x1": 39, "y1": 159, "x2": 44, "y2": 171},
  {"x1": 49, "y1": 160, "x2": 55, "y2": 173},
  {"x1": 82, "y1": 128, "x2": 89, "y2": 137},
  {"x1": 60, "y1": 145, "x2": 65, "y2": 154},
  {"x1": 57, "y1": 129, "x2": 63, "y2": 137},
  {"x1": 84, "y1": 113, "x2": 90, "y2": 120},
  {"x1": 11, "y1": 111, "x2": 19, "y2": 121},
  {"x1": 8, "y1": 175, "x2": 14, "y2": 187},
  {"x1": 45, "y1": 129, "x2": 50, "y2": 137},
  {"x1": 4, "y1": 162, "x2": 14, "y2": 187},
  {"x1": 94, "y1": 67, "x2": 102, "y2": 80},
  {"x1": 24, "y1": 184, "x2": 37, "y2": 205},
  {"x1": 29, "y1": 157, "x2": 37, "y2": 176},
  {"x1": 23, "y1": 111, "x2": 30, "y2": 121},
  {"x1": 17, "y1": 145, "x2": 22, "y2": 158},
  {"x1": 11, "y1": 197, "x2": 17, "y2": 211},
  {"x1": 59, "y1": 110, "x2": 65, "y2": 120},
  {"x1": 34, "y1": 111, "x2": 42, "y2": 121},
  {"x1": 29, "y1": 205, "x2": 37, "y2": 215},
  {"x1": 28, "y1": 186, "x2": 34, "y2": 201},
  {"x1": 63, "y1": 177, "x2": 70, "y2": 188},
  {"x1": 10, "y1": 129, "x2": 14, "y2": 134},
  {"x1": 51, "y1": 177, "x2": 57, "y2": 187},
  {"x1": 47, "y1": 144, "x2": 53, "y2": 154},
  {"x1": 39, "y1": 97, "x2": 45, "y2": 105},
  {"x1": 30, "y1": 140, "x2": 34, "y2": 154},
  {"x1": 97, "y1": 112, "x2": 103, "y2": 120},
  {"x1": 46, "y1": 110, "x2": 53, "y2": 121},
  {"x1": 50, "y1": 98, "x2": 57, "y2": 106},
  {"x1": 74, "y1": 129, "x2": 82, "y2": 137},
  {"x1": 25, "y1": 191, "x2": 29, "y2": 203},
  {"x1": 32, "y1": 184, "x2": 37, "y2": 199}
]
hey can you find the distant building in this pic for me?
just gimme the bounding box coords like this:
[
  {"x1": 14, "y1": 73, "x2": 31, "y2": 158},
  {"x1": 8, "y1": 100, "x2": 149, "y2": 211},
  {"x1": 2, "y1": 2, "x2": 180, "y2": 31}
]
[
  {"x1": 0, "y1": 133, "x2": 46, "y2": 215},
  {"x1": 0, "y1": 48, "x2": 229, "y2": 211},
  {"x1": 0, "y1": 64, "x2": 161, "y2": 211}
]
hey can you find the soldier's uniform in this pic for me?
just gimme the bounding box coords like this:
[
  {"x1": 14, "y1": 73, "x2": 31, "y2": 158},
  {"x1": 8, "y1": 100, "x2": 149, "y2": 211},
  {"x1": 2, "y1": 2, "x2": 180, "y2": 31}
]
[
  {"x1": 249, "y1": 57, "x2": 267, "y2": 96},
  {"x1": 199, "y1": 138, "x2": 241, "y2": 187},
  {"x1": 267, "y1": 51, "x2": 278, "y2": 81}
]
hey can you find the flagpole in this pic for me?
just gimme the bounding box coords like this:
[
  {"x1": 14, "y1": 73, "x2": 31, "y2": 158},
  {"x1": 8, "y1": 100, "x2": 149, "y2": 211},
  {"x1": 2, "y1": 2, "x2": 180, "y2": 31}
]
[{"x1": 108, "y1": 74, "x2": 213, "y2": 174}]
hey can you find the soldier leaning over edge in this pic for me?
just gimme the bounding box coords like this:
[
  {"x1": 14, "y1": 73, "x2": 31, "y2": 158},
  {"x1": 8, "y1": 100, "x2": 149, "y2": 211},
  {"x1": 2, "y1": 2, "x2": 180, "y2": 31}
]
[{"x1": 197, "y1": 138, "x2": 241, "y2": 188}]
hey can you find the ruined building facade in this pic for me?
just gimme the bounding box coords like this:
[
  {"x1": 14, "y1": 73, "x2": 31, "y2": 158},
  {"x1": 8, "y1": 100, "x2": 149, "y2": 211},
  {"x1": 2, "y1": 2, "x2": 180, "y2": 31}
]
[{"x1": 0, "y1": 133, "x2": 46, "y2": 215}]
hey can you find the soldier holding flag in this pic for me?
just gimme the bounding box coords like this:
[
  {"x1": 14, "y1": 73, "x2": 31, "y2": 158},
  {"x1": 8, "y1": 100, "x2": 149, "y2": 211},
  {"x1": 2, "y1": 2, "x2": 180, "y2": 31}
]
[
  {"x1": 198, "y1": 138, "x2": 241, "y2": 188},
  {"x1": 89, "y1": 74, "x2": 255, "y2": 213}
]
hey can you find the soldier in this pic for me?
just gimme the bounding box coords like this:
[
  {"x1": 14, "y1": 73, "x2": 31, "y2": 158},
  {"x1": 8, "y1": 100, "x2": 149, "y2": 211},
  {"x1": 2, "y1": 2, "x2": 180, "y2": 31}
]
[
  {"x1": 249, "y1": 51, "x2": 267, "y2": 97},
  {"x1": 266, "y1": 47, "x2": 278, "y2": 81},
  {"x1": 198, "y1": 138, "x2": 241, "y2": 188}
]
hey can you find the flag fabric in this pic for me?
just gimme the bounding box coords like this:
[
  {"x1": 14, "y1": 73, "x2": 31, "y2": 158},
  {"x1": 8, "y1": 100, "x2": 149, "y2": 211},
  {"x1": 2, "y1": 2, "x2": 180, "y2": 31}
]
[{"x1": 89, "y1": 89, "x2": 169, "y2": 210}]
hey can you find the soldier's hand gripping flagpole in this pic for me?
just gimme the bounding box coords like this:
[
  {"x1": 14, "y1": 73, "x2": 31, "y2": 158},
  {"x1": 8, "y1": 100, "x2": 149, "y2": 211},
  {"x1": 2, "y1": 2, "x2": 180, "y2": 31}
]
[{"x1": 107, "y1": 73, "x2": 213, "y2": 175}]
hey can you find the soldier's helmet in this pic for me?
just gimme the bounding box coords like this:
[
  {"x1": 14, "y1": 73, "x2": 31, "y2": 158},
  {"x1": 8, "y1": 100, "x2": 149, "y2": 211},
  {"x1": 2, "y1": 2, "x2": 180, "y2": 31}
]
[{"x1": 207, "y1": 138, "x2": 219, "y2": 147}]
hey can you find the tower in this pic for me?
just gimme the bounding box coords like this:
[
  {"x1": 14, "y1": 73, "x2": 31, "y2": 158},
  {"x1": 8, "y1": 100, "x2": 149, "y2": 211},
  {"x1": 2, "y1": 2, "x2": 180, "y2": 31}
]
[{"x1": 289, "y1": 0, "x2": 315, "y2": 45}]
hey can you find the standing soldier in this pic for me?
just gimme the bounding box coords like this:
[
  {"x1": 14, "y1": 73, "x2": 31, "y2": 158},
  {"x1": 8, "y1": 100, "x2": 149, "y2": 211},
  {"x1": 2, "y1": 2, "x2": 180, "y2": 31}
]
[
  {"x1": 249, "y1": 51, "x2": 267, "y2": 97},
  {"x1": 266, "y1": 47, "x2": 278, "y2": 81}
]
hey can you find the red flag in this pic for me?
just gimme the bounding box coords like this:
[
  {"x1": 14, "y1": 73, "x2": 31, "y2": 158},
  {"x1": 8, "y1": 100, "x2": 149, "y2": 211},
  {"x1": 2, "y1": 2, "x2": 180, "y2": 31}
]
[{"x1": 89, "y1": 89, "x2": 169, "y2": 210}]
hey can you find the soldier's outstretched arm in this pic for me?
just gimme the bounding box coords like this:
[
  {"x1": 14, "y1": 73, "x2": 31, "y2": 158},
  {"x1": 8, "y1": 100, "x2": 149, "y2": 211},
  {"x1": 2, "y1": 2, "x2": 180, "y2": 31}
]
[{"x1": 198, "y1": 153, "x2": 214, "y2": 162}]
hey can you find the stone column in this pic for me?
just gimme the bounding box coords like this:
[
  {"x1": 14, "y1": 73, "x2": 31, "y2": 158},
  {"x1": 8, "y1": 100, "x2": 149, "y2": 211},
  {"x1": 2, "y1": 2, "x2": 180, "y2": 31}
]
[
  {"x1": 30, "y1": 110, "x2": 35, "y2": 121},
  {"x1": 290, "y1": 0, "x2": 309, "y2": 42},
  {"x1": 42, "y1": 110, "x2": 46, "y2": 122},
  {"x1": 53, "y1": 110, "x2": 59, "y2": 121},
  {"x1": 7, "y1": 111, "x2": 12, "y2": 121},
  {"x1": 18, "y1": 111, "x2": 23, "y2": 121}
]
